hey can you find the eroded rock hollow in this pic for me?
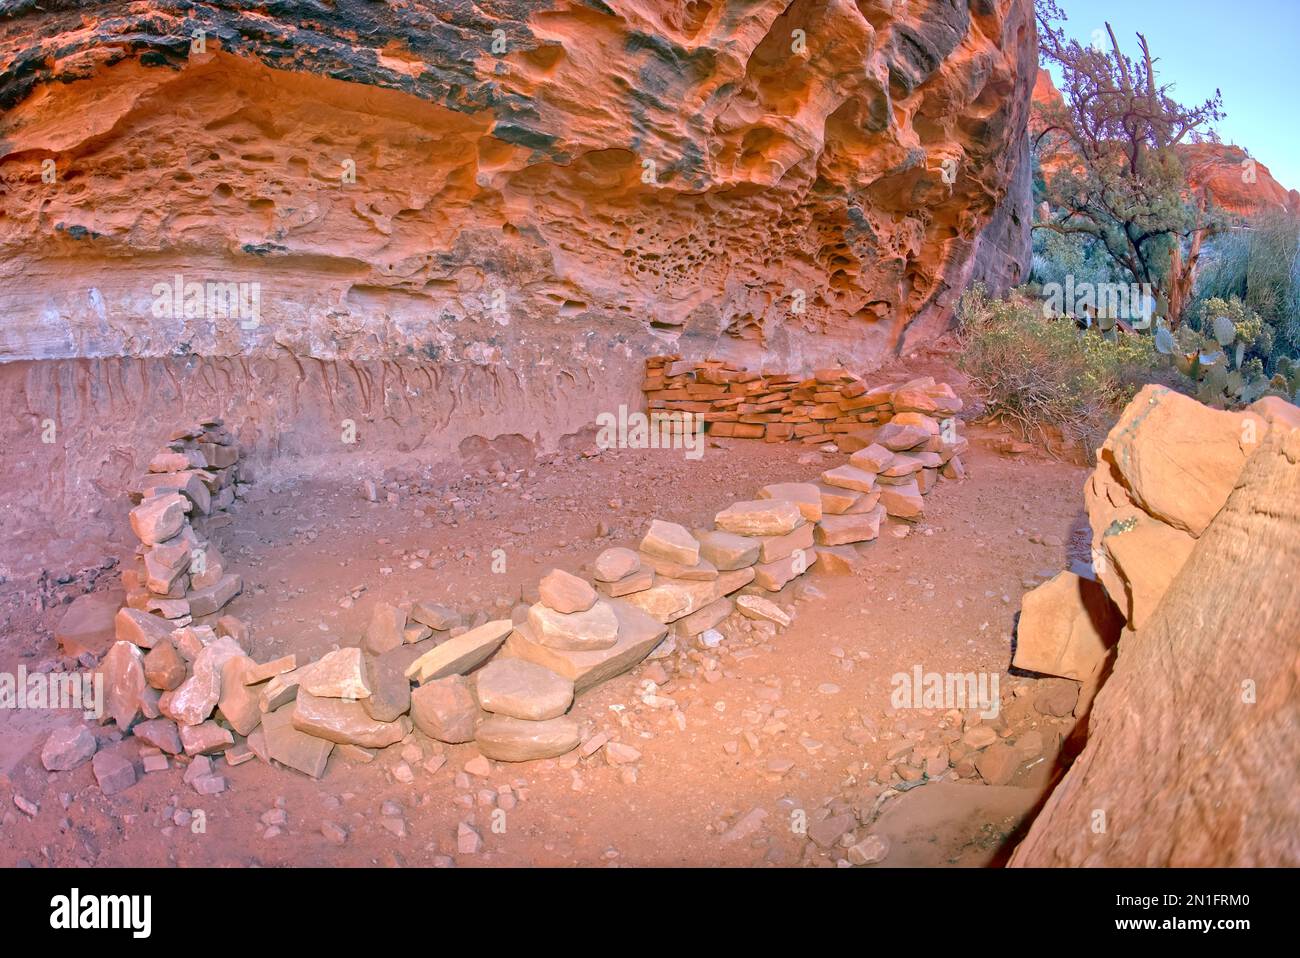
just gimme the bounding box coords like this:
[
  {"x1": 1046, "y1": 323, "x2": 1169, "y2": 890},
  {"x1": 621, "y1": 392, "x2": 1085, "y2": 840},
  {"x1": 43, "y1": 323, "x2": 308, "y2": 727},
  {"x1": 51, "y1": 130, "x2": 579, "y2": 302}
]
[{"x1": 0, "y1": 0, "x2": 1034, "y2": 562}]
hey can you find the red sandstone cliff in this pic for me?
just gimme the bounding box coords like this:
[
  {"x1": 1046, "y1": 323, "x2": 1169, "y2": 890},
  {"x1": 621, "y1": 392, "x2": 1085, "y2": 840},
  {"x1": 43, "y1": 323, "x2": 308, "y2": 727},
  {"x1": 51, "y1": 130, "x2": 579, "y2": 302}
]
[{"x1": 0, "y1": 0, "x2": 1036, "y2": 566}]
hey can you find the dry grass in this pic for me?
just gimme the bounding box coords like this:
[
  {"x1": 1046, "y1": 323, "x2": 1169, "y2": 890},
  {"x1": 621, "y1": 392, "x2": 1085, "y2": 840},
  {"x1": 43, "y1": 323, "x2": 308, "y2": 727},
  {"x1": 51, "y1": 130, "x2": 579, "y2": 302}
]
[{"x1": 957, "y1": 285, "x2": 1157, "y2": 459}]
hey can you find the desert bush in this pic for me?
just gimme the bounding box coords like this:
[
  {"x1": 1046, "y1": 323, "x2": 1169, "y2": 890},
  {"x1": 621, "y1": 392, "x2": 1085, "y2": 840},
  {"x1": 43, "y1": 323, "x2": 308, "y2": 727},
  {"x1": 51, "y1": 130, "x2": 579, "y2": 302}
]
[
  {"x1": 1194, "y1": 210, "x2": 1300, "y2": 369},
  {"x1": 957, "y1": 284, "x2": 1157, "y2": 457},
  {"x1": 1029, "y1": 226, "x2": 1123, "y2": 293}
]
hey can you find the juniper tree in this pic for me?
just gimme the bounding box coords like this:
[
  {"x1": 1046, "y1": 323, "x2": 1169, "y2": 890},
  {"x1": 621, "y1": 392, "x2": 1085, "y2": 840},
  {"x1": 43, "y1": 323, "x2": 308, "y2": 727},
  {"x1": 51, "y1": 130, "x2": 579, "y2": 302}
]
[{"x1": 1033, "y1": 1, "x2": 1225, "y2": 329}]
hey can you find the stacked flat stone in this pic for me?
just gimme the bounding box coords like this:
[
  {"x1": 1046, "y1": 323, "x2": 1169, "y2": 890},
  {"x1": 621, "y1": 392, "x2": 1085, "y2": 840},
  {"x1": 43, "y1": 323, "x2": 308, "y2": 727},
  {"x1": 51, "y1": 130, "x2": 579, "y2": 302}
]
[
  {"x1": 119, "y1": 417, "x2": 245, "y2": 627},
  {"x1": 72, "y1": 386, "x2": 976, "y2": 790},
  {"x1": 70, "y1": 417, "x2": 255, "y2": 793},
  {"x1": 643, "y1": 356, "x2": 967, "y2": 456}
]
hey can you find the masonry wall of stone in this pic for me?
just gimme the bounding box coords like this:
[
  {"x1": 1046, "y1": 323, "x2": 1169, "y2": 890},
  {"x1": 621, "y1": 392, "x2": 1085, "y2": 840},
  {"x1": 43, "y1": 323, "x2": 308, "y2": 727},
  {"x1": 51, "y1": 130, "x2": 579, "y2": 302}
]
[{"x1": 66, "y1": 389, "x2": 971, "y2": 791}]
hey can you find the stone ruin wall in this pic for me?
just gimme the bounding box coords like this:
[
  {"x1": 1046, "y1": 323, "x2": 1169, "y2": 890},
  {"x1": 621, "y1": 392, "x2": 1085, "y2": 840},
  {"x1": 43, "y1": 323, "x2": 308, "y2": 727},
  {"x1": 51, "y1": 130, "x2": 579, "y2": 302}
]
[
  {"x1": 0, "y1": 0, "x2": 1035, "y2": 570},
  {"x1": 68, "y1": 376, "x2": 972, "y2": 787}
]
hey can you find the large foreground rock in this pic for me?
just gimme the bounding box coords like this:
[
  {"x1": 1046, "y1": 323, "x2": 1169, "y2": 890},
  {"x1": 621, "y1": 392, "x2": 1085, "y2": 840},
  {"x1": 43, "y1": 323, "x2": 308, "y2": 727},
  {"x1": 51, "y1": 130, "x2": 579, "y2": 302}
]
[
  {"x1": 1013, "y1": 572, "x2": 1123, "y2": 681},
  {"x1": 55, "y1": 590, "x2": 123, "y2": 659},
  {"x1": 1100, "y1": 384, "x2": 1261, "y2": 537},
  {"x1": 263, "y1": 704, "x2": 333, "y2": 779},
  {"x1": 41, "y1": 725, "x2": 97, "y2": 771},
  {"x1": 1011, "y1": 426, "x2": 1300, "y2": 866},
  {"x1": 409, "y1": 675, "x2": 483, "y2": 744}
]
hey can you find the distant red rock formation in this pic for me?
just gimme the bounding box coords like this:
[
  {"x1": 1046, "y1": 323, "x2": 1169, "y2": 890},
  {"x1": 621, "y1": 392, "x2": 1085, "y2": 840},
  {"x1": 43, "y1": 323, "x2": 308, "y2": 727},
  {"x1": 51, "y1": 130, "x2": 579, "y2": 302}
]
[{"x1": 1031, "y1": 69, "x2": 1296, "y2": 218}]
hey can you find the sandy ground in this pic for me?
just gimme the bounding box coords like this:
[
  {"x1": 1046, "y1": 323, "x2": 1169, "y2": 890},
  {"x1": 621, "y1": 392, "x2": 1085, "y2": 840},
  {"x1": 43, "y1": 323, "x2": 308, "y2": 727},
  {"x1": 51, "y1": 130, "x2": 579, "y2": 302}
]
[{"x1": 0, "y1": 357, "x2": 1096, "y2": 868}]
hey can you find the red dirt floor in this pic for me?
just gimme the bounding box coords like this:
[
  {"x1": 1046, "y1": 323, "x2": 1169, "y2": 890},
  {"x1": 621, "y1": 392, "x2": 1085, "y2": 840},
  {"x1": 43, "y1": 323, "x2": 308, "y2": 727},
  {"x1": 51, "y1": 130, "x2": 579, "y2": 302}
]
[{"x1": 0, "y1": 358, "x2": 1095, "y2": 868}]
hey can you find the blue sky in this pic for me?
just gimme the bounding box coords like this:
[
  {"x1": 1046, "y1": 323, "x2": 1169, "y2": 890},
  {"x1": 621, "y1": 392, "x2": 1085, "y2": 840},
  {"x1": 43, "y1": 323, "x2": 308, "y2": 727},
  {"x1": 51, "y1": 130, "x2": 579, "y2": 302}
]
[{"x1": 1045, "y1": 0, "x2": 1300, "y2": 192}]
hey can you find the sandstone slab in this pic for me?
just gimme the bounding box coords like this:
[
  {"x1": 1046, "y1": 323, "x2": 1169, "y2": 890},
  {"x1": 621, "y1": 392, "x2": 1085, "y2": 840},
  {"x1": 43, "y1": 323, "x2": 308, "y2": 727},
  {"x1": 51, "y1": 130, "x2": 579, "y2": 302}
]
[
  {"x1": 475, "y1": 714, "x2": 581, "y2": 763},
  {"x1": 404, "y1": 619, "x2": 513, "y2": 684},
  {"x1": 114, "y1": 607, "x2": 173, "y2": 650},
  {"x1": 180, "y1": 720, "x2": 234, "y2": 756},
  {"x1": 757, "y1": 522, "x2": 814, "y2": 563},
  {"x1": 55, "y1": 590, "x2": 124, "y2": 658},
  {"x1": 674, "y1": 596, "x2": 733, "y2": 638},
  {"x1": 361, "y1": 649, "x2": 412, "y2": 723},
  {"x1": 815, "y1": 507, "x2": 884, "y2": 546},
  {"x1": 364, "y1": 601, "x2": 406, "y2": 655},
  {"x1": 696, "y1": 529, "x2": 761, "y2": 571},
  {"x1": 129, "y1": 493, "x2": 189, "y2": 546},
  {"x1": 133, "y1": 717, "x2": 183, "y2": 755},
  {"x1": 735, "y1": 594, "x2": 792, "y2": 627},
  {"x1": 820, "y1": 464, "x2": 878, "y2": 493},
  {"x1": 217, "y1": 655, "x2": 262, "y2": 736},
  {"x1": 640, "y1": 519, "x2": 700, "y2": 565},
  {"x1": 1013, "y1": 572, "x2": 1124, "y2": 681},
  {"x1": 101, "y1": 640, "x2": 147, "y2": 731},
  {"x1": 879, "y1": 480, "x2": 924, "y2": 519},
  {"x1": 41, "y1": 724, "x2": 97, "y2": 771},
  {"x1": 527, "y1": 600, "x2": 619, "y2": 651},
  {"x1": 757, "y1": 482, "x2": 823, "y2": 521},
  {"x1": 595, "y1": 567, "x2": 654, "y2": 597},
  {"x1": 1104, "y1": 514, "x2": 1198, "y2": 629},
  {"x1": 502, "y1": 599, "x2": 667, "y2": 694},
  {"x1": 291, "y1": 690, "x2": 410, "y2": 748},
  {"x1": 638, "y1": 551, "x2": 719, "y2": 581},
  {"x1": 91, "y1": 749, "x2": 137, "y2": 795},
  {"x1": 1102, "y1": 384, "x2": 1258, "y2": 536},
  {"x1": 592, "y1": 547, "x2": 641, "y2": 583},
  {"x1": 538, "y1": 568, "x2": 597, "y2": 613},
  {"x1": 186, "y1": 573, "x2": 241, "y2": 617},
  {"x1": 753, "y1": 549, "x2": 817, "y2": 591},
  {"x1": 410, "y1": 601, "x2": 462, "y2": 632},
  {"x1": 849, "y1": 443, "x2": 895, "y2": 473},
  {"x1": 714, "y1": 499, "x2": 802, "y2": 536},
  {"x1": 474, "y1": 658, "x2": 574, "y2": 721},
  {"x1": 262, "y1": 704, "x2": 333, "y2": 779},
  {"x1": 303, "y1": 647, "x2": 372, "y2": 700}
]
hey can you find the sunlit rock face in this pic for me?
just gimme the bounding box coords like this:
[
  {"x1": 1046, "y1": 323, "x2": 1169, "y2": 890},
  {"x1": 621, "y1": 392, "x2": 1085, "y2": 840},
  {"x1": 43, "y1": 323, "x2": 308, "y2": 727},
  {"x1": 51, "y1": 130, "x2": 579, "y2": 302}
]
[{"x1": 0, "y1": 0, "x2": 1034, "y2": 558}]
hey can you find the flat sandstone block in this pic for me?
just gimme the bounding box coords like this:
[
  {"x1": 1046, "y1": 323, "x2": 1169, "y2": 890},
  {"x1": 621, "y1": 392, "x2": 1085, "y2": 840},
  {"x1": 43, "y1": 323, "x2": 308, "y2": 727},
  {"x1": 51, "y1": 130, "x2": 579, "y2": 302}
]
[
  {"x1": 404, "y1": 619, "x2": 513, "y2": 683},
  {"x1": 696, "y1": 529, "x2": 761, "y2": 571},
  {"x1": 640, "y1": 519, "x2": 700, "y2": 565},
  {"x1": 502, "y1": 599, "x2": 668, "y2": 694},
  {"x1": 291, "y1": 691, "x2": 410, "y2": 748},
  {"x1": 474, "y1": 658, "x2": 574, "y2": 721},
  {"x1": 1012, "y1": 572, "x2": 1123, "y2": 681},
  {"x1": 262, "y1": 705, "x2": 333, "y2": 779},
  {"x1": 757, "y1": 482, "x2": 823, "y2": 522},
  {"x1": 714, "y1": 500, "x2": 803, "y2": 537},
  {"x1": 475, "y1": 714, "x2": 581, "y2": 762}
]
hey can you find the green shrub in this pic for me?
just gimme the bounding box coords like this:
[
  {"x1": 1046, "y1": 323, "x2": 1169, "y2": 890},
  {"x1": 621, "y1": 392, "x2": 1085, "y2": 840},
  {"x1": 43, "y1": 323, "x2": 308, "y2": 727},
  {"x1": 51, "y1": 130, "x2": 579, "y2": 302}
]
[
  {"x1": 1029, "y1": 227, "x2": 1123, "y2": 292},
  {"x1": 957, "y1": 285, "x2": 1157, "y2": 458},
  {"x1": 1194, "y1": 211, "x2": 1300, "y2": 368}
]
